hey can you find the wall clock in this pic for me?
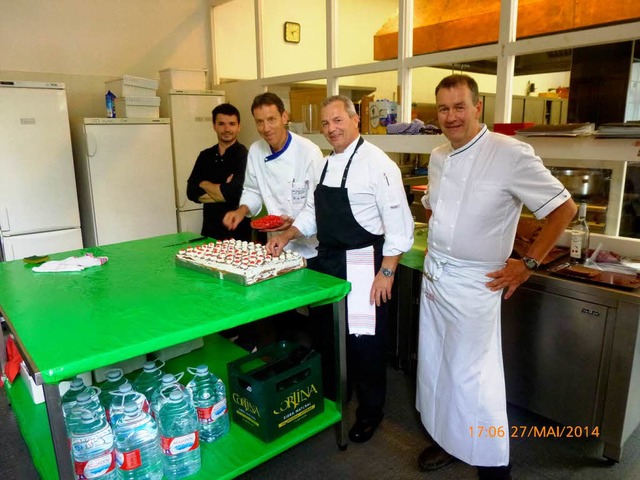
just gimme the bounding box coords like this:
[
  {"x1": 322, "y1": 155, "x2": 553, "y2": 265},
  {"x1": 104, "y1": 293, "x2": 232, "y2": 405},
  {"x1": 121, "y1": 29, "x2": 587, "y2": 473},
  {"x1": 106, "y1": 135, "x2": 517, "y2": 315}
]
[{"x1": 284, "y1": 21, "x2": 301, "y2": 44}]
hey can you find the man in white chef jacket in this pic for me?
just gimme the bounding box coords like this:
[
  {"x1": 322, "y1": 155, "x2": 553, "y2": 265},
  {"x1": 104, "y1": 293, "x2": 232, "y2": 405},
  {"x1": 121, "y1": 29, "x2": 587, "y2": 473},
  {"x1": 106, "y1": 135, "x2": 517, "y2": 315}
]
[
  {"x1": 267, "y1": 95, "x2": 414, "y2": 443},
  {"x1": 223, "y1": 92, "x2": 323, "y2": 260},
  {"x1": 416, "y1": 74, "x2": 577, "y2": 479}
]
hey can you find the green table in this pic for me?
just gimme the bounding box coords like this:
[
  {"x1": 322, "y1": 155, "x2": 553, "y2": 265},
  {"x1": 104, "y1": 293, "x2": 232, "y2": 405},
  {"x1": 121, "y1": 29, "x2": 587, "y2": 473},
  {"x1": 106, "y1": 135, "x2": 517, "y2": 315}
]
[{"x1": 0, "y1": 232, "x2": 351, "y2": 479}]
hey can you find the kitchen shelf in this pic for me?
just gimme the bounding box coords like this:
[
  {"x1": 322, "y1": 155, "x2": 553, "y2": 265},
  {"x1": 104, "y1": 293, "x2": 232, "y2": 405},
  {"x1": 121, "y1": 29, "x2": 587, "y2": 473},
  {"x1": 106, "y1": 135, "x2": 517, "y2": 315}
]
[
  {"x1": 5, "y1": 334, "x2": 341, "y2": 480},
  {"x1": 303, "y1": 133, "x2": 446, "y2": 154}
]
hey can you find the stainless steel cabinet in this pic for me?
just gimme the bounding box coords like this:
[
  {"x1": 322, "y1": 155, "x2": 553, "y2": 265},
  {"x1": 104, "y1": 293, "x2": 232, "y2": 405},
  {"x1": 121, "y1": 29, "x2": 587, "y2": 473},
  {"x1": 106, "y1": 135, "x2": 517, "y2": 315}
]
[{"x1": 502, "y1": 286, "x2": 610, "y2": 428}]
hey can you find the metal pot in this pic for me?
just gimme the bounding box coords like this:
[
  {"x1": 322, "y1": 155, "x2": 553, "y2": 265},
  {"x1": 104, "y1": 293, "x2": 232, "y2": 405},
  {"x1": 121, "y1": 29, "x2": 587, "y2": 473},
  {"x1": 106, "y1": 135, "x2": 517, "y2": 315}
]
[{"x1": 550, "y1": 168, "x2": 606, "y2": 199}]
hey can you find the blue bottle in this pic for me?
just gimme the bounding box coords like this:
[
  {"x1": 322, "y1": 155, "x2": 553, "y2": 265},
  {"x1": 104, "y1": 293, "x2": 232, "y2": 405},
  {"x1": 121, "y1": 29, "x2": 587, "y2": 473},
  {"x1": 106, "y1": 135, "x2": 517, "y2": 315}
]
[
  {"x1": 186, "y1": 364, "x2": 230, "y2": 442},
  {"x1": 113, "y1": 402, "x2": 163, "y2": 480},
  {"x1": 98, "y1": 369, "x2": 129, "y2": 422},
  {"x1": 150, "y1": 372, "x2": 189, "y2": 420},
  {"x1": 105, "y1": 90, "x2": 116, "y2": 118},
  {"x1": 158, "y1": 389, "x2": 201, "y2": 479},
  {"x1": 69, "y1": 409, "x2": 117, "y2": 480},
  {"x1": 133, "y1": 360, "x2": 165, "y2": 403},
  {"x1": 109, "y1": 382, "x2": 150, "y2": 427}
]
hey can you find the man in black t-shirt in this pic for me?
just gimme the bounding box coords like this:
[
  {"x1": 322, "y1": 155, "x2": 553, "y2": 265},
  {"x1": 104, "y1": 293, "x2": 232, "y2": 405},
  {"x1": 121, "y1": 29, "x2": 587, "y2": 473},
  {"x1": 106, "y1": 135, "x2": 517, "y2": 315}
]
[{"x1": 186, "y1": 103, "x2": 252, "y2": 241}]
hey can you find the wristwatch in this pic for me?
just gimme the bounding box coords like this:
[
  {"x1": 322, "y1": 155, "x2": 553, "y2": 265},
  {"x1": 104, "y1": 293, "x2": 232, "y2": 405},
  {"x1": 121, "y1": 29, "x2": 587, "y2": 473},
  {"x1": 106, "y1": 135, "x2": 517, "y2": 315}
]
[
  {"x1": 381, "y1": 267, "x2": 394, "y2": 277},
  {"x1": 521, "y1": 256, "x2": 540, "y2": 270}
]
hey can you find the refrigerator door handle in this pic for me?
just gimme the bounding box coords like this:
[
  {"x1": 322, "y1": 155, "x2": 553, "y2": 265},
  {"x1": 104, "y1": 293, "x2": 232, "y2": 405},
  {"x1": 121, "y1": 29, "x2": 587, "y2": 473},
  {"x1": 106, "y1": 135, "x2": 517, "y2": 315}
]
[
  {"x1": 0, "y1": 207, "x2": 10, "y2": 232},
  {"x1": 86, "y1": 132, "x2": 97, "y2": 157}
]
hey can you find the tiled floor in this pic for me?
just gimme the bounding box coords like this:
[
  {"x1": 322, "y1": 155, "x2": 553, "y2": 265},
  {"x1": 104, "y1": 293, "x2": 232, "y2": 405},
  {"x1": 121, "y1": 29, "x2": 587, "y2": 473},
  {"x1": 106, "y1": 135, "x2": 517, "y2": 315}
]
[{"x1": 3, "y1": 365, "x2": 639, "y2": 479}]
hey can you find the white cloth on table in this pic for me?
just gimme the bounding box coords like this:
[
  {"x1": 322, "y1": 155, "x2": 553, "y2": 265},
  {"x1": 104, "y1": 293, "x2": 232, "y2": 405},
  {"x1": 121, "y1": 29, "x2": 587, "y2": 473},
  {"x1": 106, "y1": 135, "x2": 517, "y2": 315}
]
[{"x1": 32, "y1": 254, "x2": 108, "y2": 272}]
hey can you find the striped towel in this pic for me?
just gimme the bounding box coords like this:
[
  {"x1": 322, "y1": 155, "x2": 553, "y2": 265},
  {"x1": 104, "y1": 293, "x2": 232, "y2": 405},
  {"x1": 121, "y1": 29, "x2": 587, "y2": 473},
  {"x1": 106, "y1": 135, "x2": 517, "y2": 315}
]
[{"x1": 346, "y1": 246, "x2": 376, "y2": 336}]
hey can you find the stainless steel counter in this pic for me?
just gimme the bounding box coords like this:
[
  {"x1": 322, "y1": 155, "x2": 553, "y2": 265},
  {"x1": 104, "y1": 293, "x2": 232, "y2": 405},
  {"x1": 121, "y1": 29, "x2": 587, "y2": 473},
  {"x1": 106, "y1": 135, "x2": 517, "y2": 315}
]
[{"x1": 503, "y1": 270, "x2": 640, "y2": 462}]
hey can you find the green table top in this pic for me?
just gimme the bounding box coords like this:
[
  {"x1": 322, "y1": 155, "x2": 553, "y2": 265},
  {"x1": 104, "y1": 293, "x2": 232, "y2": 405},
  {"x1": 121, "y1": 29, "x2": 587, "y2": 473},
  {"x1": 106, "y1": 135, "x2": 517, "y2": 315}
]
[
  {"x1": 400, "y1": 226, "x2": 427, "y2": 271},
  {"x1": 0, "y1": 233, "x2": 351, "y2": 384}
]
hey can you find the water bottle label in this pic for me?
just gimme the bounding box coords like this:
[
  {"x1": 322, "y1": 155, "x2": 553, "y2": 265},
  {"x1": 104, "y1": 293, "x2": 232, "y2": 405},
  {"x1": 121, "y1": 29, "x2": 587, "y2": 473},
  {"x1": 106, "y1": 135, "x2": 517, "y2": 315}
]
[
  {"x1": 116, "y1": 449, "x2": 142, "y2": 471},
  {"x1": 74, "y1": 449, "x2": 116, "y2": 479},
  {"x1": 197, "y1": 399, "x2": 227, "y2": 423},
  {"x1": 71, "y1": 425, "x2": 114, "y2": 455},
  {"x1": 160, "y1": 431, "x2": 200, "y2": 455}
]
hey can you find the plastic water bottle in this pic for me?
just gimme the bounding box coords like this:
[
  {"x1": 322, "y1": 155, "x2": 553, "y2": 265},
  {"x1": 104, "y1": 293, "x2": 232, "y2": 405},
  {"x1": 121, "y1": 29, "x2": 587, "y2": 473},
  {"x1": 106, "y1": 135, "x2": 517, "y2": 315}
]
[
  {"x1": 98, "y1": 369, "x2": 129, "y2": 422},
  {"x1": 186, "y1": 364, "x2": 230, "y2": 442},
  {"x1": 157, "y1": 389, "x2": 201, "y2": 479},
  {"x1": 66, "y1": 387, "x2": 107, "y2": 435},
  {"x1": 109, "y1": 383, "x2": 150, "y2": 427},
  {"x1": 113, "y1": 402, "x2": 163, "y2": 480},
  {"x1": 150, "y1": 373, "x2": 189, "y2": 420},
  {"x1": 61, "y1": 377, "x2": 90, "y2": 420},
  {"x1": 69, "y1": 409, "x2": 117, "y2": 480},
  {"x1": 133, "y1": 360, "x2": 165, "y2": 403}
]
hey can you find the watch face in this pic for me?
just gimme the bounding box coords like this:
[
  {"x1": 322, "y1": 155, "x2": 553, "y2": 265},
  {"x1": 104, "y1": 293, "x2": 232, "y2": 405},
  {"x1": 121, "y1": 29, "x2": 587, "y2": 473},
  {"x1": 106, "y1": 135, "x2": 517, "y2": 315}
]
[
  {"x1": 381, "y1": 268, "x2": 394, "y2": 277},
  {"x1": 523, "y1": 257, "x2": 538, "y2": 269},
  {"x1": 284, "y1": 22, "x2": 300, "y2": 43}
]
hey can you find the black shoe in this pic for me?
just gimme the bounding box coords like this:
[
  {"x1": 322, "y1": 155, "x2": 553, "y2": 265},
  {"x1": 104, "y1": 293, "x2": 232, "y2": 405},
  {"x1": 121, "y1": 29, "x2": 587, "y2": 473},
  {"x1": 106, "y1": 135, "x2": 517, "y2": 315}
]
[
  {"x1": 418, "y1": 444, "x2": 454, "y2": 471},
  {"x1": 348, "y1": 419, "x2": 380, "y2": 443},
  {"x1": 477, "y1": 464, "x2": 512, "y2": 480}
]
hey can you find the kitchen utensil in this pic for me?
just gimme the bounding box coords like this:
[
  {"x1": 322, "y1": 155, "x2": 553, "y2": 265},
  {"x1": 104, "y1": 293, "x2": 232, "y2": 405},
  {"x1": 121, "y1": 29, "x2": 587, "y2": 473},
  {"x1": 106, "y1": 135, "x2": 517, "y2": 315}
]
[
  {"x1": 549, "y1": 168, "x2": 606, "y2": 198},
  {"x1": 164, "y1": 236, "x2": 207, "y2": 247}
]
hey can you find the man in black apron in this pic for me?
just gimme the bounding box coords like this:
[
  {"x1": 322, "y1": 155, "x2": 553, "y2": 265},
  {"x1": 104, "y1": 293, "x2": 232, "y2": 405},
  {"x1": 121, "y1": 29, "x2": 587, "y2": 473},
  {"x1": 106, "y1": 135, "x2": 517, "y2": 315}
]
[{"x1": 267, "y1": 95, "x2": 414, "y2": 443}]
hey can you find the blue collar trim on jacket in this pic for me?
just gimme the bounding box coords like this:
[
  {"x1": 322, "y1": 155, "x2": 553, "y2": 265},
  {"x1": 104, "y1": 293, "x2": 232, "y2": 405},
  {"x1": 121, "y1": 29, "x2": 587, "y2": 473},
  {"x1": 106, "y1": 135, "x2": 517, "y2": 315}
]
[{"x1": 265, "y1": 132, "x2": 292, "y2": 162}]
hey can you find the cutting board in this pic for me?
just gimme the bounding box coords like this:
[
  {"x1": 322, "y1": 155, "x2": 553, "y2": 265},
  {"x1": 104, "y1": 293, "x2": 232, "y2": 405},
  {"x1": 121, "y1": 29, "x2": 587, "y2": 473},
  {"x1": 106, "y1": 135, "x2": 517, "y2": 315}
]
[{"x1": 548, "y1": 263, "x2": 640, "y2": 291}]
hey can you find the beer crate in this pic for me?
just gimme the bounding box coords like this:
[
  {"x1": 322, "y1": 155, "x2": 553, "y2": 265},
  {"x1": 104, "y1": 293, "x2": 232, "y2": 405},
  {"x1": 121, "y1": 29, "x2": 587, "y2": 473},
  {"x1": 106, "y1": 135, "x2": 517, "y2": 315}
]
[{"x1": 227, "y1": 341, "x2": 323, "y2": 442}]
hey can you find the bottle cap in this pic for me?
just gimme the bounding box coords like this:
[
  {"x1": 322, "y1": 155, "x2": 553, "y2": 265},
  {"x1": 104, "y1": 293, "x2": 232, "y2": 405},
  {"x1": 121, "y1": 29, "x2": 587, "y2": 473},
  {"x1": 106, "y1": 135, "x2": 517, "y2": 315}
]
[
  {"x1": 69, "y1": 377, "x2": 85, "y2": 390},
  {"x1": 123, "y1": 402, "x2": 139, "y2": 415},
  {"x1": 106, "y1": 368, "x2": 124, "y2": 382},
  {"x1": 143, "y1": 361, "x2": 156, "y2": 372},
  {"x1": 76, "y1": 392, "x2": 91, "y2": 404},
  {"x1": 80, "y1": 411, "x2": 94, "y2": 423},
  {"x1": 196, "y1": 365, "x2": 209, "y2": 376},
  {"x1": 161, "y1": 373, "x2": 176, "y2": 384},
  {"x1": 118, "y1": 383, "x2": 133, "y2": 393},
  {"x1": 169, "y1": 390, "x2": 184, "y2": 402}
]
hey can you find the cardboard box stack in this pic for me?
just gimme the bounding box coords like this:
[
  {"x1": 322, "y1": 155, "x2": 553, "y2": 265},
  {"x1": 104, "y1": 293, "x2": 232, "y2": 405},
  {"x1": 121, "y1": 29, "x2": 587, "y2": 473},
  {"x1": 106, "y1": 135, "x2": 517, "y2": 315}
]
[{"x1": 105, "y1": 75, "x2": 160, "y2": 118}]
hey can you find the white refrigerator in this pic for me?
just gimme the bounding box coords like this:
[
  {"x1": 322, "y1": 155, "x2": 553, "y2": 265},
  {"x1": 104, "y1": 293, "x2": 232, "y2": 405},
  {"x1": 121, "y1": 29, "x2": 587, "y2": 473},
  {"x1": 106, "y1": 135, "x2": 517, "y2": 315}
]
[
  {"x1": 159, "y1": 90, "x2": 225, "y2": 234},
  {"x1": 0, "y1": 81, "x2": 83, "y2": 261},
  {"x1": 72, "y1": 118, "x2": 177, "y2": 247}
]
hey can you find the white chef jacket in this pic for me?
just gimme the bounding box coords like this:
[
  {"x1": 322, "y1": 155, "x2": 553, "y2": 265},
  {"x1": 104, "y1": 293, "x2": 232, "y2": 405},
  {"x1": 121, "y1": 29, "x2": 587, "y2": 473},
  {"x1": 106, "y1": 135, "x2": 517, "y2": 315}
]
[
  {"x1": 422, "y1": 125, "x2": 570, "y2": 262},
  {"x1": 294, "y1": 136, "x2": 414, "y2": 257},
  {"x1": 240, "y1": 131, "x2": 324, "y2": 258}
]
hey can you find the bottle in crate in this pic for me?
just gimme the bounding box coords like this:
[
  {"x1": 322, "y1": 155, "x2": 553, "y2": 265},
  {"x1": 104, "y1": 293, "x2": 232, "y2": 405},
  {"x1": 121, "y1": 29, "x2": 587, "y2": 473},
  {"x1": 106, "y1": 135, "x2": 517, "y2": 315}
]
[
  {"x1": 133, "y1": 360, "x2": 165, "y2": 403},
  {"x1": 113, "y1": 402, "x2": 163, "y2": 480},
  {"x1": 186, "y1": 364, "x2": 229, "y2": 442},
  {"x1": 109, "y1": 382, "x2": 150, "y2": 427},
  {"x1": 157, "y1": 389, "x2": 201, "y2": 479},
  {"x1": 69, "y1": 410, "x2": 117, "y2": 480}
]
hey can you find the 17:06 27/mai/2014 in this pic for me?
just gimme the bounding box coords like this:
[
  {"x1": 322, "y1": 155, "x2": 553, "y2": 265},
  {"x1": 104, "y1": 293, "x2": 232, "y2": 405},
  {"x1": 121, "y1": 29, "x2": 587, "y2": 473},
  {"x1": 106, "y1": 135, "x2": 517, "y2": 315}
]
[{"x1": 469, "y1": 425, "x2": 600, "y2": 438}]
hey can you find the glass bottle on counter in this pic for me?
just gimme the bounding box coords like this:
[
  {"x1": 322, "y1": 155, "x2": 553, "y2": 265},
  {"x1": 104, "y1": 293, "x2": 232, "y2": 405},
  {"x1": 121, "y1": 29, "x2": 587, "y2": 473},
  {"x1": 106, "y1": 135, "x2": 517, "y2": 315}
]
[{"x1": 570, "y1": 202, "x2": 590, "y2": 264}]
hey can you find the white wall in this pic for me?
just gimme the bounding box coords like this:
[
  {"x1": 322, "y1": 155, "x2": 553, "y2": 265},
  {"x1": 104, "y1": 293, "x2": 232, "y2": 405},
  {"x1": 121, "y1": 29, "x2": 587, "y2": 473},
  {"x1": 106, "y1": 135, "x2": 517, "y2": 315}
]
[{"x1": 0, "y1": 0, "x2": 212, "y2": 120}]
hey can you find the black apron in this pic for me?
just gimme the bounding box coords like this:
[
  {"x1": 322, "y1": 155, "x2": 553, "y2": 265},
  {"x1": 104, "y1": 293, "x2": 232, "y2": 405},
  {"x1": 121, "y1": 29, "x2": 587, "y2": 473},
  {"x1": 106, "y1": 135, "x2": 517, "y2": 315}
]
[{"x1": 313, "y1": 137, "x2": 384, "y2": 280}]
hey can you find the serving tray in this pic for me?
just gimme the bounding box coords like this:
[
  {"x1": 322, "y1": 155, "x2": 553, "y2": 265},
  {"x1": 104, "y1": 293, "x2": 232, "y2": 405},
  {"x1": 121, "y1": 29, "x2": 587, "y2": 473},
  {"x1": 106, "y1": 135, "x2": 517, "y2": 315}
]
[
  {"x1": 175, "y1": 256, "x2": 306, "y2": 286},
  {"x1": 548, "y1": 262, "x2": 640, "y2": 291}
]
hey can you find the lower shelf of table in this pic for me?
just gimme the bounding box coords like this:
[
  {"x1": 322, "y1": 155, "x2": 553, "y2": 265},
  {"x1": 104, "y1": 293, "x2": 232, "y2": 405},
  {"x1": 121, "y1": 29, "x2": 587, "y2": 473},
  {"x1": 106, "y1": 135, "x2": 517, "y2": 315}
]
[{"x1": 5, "y1": 333, "x2": 342, "y2": 480}]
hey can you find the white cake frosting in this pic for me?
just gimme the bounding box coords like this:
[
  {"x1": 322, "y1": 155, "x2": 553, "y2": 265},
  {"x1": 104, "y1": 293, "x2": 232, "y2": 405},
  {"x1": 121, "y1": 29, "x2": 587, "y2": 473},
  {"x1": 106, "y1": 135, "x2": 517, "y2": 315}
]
[{"x1": 176, "y1": 239, "x2": 306, "y2": 285}]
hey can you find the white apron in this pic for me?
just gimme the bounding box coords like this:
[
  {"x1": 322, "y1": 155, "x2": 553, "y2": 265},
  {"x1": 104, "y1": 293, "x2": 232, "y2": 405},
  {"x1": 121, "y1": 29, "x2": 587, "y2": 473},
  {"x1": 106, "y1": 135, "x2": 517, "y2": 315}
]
[{"x1": 416, "y1": 250, "x2": 509, "y2": 467}]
